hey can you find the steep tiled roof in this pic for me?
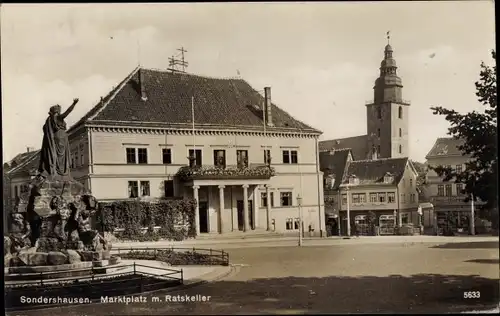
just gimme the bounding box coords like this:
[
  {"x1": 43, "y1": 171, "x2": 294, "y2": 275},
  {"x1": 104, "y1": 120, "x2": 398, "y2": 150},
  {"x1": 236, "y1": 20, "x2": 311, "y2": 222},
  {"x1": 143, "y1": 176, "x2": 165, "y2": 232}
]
[
  {"x1": 319, "y1": 149, "x2": 351, "y2": 190},
  {"x1": 319, "y1": 135, "x2": 369, "y2": 161},
  {"x1": 342, "y1": 157, "x2": 409, "y2": 186},
  {"x1": 6, "y1": 150, "x2": 40, "y2": 178},
  {"x1": 425, "y1": 137, "x2": 466, "y2": 159},
  {"x1": 69, "y1": 68, "x2": 321, "y2": 134}
]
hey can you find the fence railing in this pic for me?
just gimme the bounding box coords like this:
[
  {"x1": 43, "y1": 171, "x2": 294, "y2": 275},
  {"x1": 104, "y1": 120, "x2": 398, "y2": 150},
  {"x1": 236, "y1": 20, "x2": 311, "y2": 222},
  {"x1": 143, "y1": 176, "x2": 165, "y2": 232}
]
[
  {"x1": 5, "y1": 262, "x2": 183, "y2": 287},
  {"x1": 111, "y1": 246, "x2": 230, "y2": 266}
]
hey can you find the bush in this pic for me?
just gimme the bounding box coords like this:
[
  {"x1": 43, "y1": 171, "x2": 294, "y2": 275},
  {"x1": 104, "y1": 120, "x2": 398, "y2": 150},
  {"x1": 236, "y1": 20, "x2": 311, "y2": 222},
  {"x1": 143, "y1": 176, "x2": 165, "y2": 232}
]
[
  {"x1": 96, "y1": 199, "x2": 196, "y2": 241},
  {"x1": 121, "y1": 249, "x2": 227, "y2": 266}
]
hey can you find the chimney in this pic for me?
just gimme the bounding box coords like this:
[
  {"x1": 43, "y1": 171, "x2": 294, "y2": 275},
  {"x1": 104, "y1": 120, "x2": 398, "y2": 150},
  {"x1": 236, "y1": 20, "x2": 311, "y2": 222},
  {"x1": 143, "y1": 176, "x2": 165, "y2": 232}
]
[
  {"x1": 138, "y1": 68, "x2": 148, "y2": 101},
  {"x1": 264, "y1": 87, "x2": 274, "y2": 127},
  {"x1": 26, "y1": 147, "x2": 35, "y2": 153}
]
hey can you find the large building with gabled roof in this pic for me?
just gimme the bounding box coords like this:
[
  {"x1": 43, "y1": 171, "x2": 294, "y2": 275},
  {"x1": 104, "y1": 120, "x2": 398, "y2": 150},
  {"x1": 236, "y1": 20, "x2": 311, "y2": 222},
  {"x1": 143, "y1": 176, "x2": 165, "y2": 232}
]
[{"x1": 66, "y1": 66, "x2": 326, "y2": 237}]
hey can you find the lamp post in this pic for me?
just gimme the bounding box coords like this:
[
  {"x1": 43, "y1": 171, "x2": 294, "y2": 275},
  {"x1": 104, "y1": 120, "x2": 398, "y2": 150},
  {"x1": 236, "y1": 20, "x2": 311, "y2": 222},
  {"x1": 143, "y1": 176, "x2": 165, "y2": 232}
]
[
  {"x1": 346, "y1": 186, "x2": 351, "y2": 237},
  {"x1": 297, "y1": 194, "x2": 303, "y2": 246}
]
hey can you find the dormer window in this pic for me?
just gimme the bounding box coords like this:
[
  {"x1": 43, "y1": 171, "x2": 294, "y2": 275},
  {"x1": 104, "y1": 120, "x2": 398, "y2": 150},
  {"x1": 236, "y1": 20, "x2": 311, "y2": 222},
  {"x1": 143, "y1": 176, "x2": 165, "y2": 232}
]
[
  {"x1": 326, "y1": 175, "x2": 335, "y2": 189},
  {"x1": 383, "y1": 172, "x2": 394, "y2": 184},
  {"x1": 348, "y1": 175, "x2": 359, "y2": 185}
]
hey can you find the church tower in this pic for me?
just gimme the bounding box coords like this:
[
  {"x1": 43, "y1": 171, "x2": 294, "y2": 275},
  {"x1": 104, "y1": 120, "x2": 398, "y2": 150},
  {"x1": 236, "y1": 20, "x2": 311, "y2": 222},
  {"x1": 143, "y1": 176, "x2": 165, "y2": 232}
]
[{"x1": 366, "y1": 35, "x2": 410, "y2": 159}]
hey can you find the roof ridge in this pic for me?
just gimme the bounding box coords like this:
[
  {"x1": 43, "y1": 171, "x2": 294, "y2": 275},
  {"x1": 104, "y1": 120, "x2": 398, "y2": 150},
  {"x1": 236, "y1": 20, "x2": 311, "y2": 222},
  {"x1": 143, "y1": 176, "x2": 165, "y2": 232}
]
[
  {"x1": 142, "y1": 68, "x2": 247, "y2": 82},
  {"x1": 351, "y1": 157, "x2": 408, "y2": 163}
]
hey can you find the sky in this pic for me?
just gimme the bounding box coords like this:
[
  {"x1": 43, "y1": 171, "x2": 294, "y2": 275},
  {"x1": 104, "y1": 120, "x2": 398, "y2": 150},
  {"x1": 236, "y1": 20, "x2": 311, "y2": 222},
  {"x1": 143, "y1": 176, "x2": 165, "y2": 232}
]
[{"x1": 1, "y1": 2, "x2": 496, "y2": 163}]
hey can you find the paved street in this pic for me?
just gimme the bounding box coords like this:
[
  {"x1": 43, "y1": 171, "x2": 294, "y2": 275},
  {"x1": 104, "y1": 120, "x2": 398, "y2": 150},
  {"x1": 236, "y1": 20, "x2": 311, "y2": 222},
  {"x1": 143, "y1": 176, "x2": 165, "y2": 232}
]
[{"x1": 9, "y1": 238, "x2": 499, "y2": 315}]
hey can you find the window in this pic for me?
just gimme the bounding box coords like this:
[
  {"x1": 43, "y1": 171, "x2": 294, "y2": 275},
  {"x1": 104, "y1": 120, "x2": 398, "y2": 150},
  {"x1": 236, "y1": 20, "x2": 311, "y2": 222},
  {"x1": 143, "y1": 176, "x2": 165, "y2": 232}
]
[
  {"x1": 140, "y1": 181, "x2": 150, "y2": 196},
  {"x1": 388, "y1": 192, "x2": 396, "y2": 203},
  {"x1": 437, "y1": 184, "x2": 444, "y2": 196},
  {"x1": 14, "y1": 186, "x2": 18, "y2": 198},
  {"x1": 162, "y1": 148, "x2": 172, "y2": 164},
  {"x1": 128, "y1": 181, "x2": 139, "y2": 198},
  {"x1": 349, "y1": 176, "x2": 359, "y2": 185},
  {"x1": 188, "y1": 149, "x2": 202, "y2": 167},
  {"x1": 378, "y1": 193, "x2": 386, "y2": 203},
  {"x1": 341, "y1": 194, "x2": 347, "y2": 205},
  {"x1": 456, "y1": 184, "x2": 464, "y2": 196},
  {"x1": 384, "y1": 175, "x2": 393, "y2": 183},
  {"x1": 409, "y1": 179, "x2": 413, "y2": 187},
  {"x1": 410, "y1": 193, "x2": 416, "y2": 203},
  {"x1": 81, "y1": 153, "x2": 84, "y2": 165},
  {"x1": 138, "y1": 148, "x2": 148, "y2": 164},
  {"x1": 377, "y1": 128, "x2": 381, "y2": 137},
  {"x1": 264, "y1": 149, "x2": 271, "y2": 165},
  {"x1": 377, "y1": 107, "x2": 382, "y2": 119},
  {"x1": 399, "y1": 128, "x2": 402, "y2": 137},
  {"x1": 399, "y1": 145, "x2": 402, "y2": 154},
  {"x1": 369, "y1": 193, "x2": 377, "y2": 203},
  {"x1": 280, "y1": 192, "x2": 292, "y2": 206},
  {"x1": 286, "y1": 218, "x2": 294, "y2": 230},
  {"x1": 282, "y1": 150, "x2": 298, "y2": 164},
  {"x1": 236, "y1": 150, "x2": 248, "y2": 168},
  {"x1": 270, "y1": 192, "x2": 275, "y2": 207},
  {"x1": 71, "y1": 156, "x2": 74, "y2": 168},
  {"x1": 261, "y1": 192, "x2": 268, "y2": 207},
  {"x1": 445, "y1": 184, "x2": 452, "y2": 197},
  {"x1": 398, "y1": 106, "x2": 403, "y2": 119},
  {"x1": 378, "y1": 145, "x2": 381, "y2": 155},
  {"x1": 401, "y1": 213, "x2": 409, "y2": 224},
  {"x1": 126, "y1": 148, "x2": 136, "y2": 164},
  {"x1": 456, "y1": 164, "x2": 463, "y2": 174},
  {"x1": 352, "y1": 193, "x2": 366, "y2": 204},
  {"x1": 75, "y1": 153, "x2": 79, "y2": 167},
  {"x1": 401, "y1": 193, "x2": 406, "y2": 203},
  {"x1": 294, "y1": 218, "x2": 300, "y2": 230},
  {"x1": 214, "y1": 150, "x2": 226, "y2": 168},
  {"x1": 164, "y1": 180, "x2": 174, "y2": 198}
]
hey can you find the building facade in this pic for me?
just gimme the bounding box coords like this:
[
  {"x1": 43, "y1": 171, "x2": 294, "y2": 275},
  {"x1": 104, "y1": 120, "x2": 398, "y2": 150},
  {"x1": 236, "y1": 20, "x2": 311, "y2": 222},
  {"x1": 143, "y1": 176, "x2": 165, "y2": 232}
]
[
  {"x1": 66, "y1": 67, "x2": 326, "y2": 236},
  {"x1": 423, "y1": 137, "x2": 486, "y2": 234}
]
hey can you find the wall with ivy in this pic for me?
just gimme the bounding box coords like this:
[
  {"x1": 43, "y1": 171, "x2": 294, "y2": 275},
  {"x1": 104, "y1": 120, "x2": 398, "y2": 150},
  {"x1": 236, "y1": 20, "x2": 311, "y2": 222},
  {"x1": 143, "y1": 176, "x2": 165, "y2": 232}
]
[{"x1": 97, "y1": 199, "x2": 197, "y2": 241}]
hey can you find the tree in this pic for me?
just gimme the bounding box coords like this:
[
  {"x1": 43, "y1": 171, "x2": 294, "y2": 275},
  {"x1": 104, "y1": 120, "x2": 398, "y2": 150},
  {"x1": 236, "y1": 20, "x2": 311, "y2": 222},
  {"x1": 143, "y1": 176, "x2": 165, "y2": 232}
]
[{"x1": 430, "y1": 50, "x2": 497, "y2": 226}]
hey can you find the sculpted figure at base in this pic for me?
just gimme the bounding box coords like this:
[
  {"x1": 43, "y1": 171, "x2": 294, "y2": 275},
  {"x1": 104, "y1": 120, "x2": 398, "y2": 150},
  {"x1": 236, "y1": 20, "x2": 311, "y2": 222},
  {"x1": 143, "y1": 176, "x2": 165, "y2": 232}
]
[
  {"x1": 8, "y1": 213, "x2": 32, "y2": 254},
  {"x1": 38, "y1": 98, "x2": 78, "y2": 179}
]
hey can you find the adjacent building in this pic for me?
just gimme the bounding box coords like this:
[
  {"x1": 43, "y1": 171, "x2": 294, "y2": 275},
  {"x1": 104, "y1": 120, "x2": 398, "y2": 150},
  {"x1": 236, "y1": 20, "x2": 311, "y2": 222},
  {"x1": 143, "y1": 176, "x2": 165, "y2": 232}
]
[
  {"x1": 423, "y1": 137, "x2": 485, "y2": 233},
  {"x1": 319, "y1": 41, "x2": 419, "y2": 235},
  {"x1": 65, "y1": 67, "x2": 326, "y2": 236}
]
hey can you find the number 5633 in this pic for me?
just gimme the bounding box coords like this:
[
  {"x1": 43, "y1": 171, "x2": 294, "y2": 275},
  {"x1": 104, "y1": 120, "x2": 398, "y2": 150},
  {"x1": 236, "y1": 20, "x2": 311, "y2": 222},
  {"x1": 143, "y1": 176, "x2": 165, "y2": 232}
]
[{"x1": 464, "y1": 291, "x2": 481, "y2": 299}]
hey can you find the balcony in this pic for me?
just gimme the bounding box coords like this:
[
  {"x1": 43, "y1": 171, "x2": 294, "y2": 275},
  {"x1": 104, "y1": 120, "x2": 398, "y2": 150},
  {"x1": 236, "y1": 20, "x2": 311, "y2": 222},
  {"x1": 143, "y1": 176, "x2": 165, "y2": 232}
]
[
  {"x1": 365, "y1": 99, "x2": 411, "y2": 106},
  {"x1": 176, "y1": 164, "x2": 276, "y2": 181}
]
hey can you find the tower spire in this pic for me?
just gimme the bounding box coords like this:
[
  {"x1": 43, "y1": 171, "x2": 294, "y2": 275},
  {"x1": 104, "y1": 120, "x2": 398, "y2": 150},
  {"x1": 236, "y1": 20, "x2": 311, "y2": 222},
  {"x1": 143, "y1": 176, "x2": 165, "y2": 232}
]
[{"x1": 386, "y1": 31, "x2": 390, "y2": 45}]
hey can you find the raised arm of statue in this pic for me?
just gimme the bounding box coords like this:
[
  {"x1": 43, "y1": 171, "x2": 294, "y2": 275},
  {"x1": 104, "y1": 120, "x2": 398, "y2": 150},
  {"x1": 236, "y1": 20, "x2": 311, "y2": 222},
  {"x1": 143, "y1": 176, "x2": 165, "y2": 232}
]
[{"x1": 60, "y1": 98, "x2": 79, "y2": 119}]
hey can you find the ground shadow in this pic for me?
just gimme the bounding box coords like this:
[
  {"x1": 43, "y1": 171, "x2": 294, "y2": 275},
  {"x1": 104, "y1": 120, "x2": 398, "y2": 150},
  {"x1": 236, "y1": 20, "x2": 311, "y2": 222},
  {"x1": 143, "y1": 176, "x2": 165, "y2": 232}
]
[
  {"x1": 465, "y1": 259, "x2": 500, "y2": 264},
  {"x1": 9, "y1": 272, "x2": 499, "y2": 316},
  {"x1": 430, "y1": 241, "x2": 499, "y2": 249}
]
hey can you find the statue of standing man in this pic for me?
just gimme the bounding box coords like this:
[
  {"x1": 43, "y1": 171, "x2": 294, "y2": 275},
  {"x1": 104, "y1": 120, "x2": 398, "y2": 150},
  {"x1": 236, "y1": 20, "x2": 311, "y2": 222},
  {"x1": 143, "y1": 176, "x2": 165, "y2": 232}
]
[{"x1": 38, "y1": 98, "x2": 79, "y2": 179}]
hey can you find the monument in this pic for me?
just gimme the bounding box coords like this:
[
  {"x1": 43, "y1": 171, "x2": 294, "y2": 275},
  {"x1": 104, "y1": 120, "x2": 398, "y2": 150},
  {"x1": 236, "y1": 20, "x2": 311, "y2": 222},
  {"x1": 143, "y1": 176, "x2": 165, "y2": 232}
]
[{"x1": 5, "y1": 98, "x2": 111, "y2": 272}]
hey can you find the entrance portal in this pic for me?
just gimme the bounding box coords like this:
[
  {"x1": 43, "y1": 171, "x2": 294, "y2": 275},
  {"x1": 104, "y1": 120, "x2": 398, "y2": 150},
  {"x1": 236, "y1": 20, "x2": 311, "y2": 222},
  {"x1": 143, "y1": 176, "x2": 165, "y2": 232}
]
[
  {"x1": 199, "y1": 201, "x2": 209, "y2": 233},
  {"x1": 237, "y1": 200, "x2": 253, "y2": 231}
]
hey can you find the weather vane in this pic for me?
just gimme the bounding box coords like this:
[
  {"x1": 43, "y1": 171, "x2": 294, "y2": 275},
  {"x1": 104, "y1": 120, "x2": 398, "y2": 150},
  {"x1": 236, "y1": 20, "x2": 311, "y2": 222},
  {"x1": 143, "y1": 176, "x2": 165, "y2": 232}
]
[{"x1": 386, "y1": 31, "x2": 391, "y2": 44}]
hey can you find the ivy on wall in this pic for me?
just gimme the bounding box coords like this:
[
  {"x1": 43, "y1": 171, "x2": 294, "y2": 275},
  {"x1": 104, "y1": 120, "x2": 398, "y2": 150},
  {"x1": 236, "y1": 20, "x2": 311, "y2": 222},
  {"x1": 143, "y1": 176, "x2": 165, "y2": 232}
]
[{"x1": 96, "y1": 199, "x2": 197, "y2": 241}]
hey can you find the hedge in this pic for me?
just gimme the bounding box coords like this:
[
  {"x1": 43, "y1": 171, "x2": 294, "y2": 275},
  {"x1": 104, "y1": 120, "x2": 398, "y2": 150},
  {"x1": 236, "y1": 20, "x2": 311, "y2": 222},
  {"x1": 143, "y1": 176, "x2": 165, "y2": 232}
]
[
  {"x1": 96, "y1": 199, "x2": 197, "y2": 241},
  {"x1": 120, "y1": 249, "x2": 228, "y2": 266}
]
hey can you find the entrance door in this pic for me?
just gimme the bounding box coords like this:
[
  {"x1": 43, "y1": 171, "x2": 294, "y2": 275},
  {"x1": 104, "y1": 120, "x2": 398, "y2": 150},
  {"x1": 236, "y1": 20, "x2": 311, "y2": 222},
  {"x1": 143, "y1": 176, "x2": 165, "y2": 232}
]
[
  {"x1": 199, "y1": 202, "x2": 209, "y2": 233},
  {"x1": 236, "y1": 200, "x2": 254, "y2": 231}
]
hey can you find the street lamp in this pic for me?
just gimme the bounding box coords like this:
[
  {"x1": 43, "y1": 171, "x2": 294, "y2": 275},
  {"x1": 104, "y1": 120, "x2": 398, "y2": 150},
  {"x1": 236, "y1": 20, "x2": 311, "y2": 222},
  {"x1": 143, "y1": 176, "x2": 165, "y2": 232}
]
[{"x1": 297, "y1": 194, "x2": 303, "y2": 246}]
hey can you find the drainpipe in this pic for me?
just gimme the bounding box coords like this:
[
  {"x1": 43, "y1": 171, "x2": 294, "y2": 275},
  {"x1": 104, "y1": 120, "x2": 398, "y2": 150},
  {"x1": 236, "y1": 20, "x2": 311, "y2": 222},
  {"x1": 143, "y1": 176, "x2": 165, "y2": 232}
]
[{"x1": 397, "y1": 185, "x2": 400, "y2": 234}]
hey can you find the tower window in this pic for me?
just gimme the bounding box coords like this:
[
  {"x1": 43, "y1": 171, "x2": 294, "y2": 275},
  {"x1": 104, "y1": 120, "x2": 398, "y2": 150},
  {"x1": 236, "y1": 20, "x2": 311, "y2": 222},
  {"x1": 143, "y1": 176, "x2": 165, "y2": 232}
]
[
  {"x1": 399, "y1": 128, "x2": 402, "y2": 137},
  {"x1": 399, "y1": 145, "x2": 402, "y2": 154},
  {"x1": 377, "y1": 107, "x2": 382, "y2": 119},
  {"x1": 378, "y1": 145, "x2": 381, "y2": 154},
  {"x1": 377, "y1": 128, "x2": 381, "y2": 137},
  {"x1": 398, "y1": 106, "x2": 403, "y2": 119}
]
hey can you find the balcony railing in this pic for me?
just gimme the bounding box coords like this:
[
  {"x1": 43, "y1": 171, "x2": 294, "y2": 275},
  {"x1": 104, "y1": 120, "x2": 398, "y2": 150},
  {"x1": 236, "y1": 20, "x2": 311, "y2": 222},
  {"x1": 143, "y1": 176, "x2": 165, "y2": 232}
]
[
  {"x1": 176, "y1": 164, "x2": 276, "y2": 181},
  {"x1": 365, "y1": 99, "x2": 411, "y2": 105}
]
